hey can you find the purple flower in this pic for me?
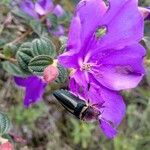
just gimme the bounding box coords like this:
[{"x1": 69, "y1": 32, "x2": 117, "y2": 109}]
[
  {"x1": 20, "y1": 0, "x2": 65, "y2": 36},
  {"x1": 139, "y1": 7, "x2": 150, "y2": 20},
  {"x1": 14, "y1": 76, "x2": 46, "y2": 108},
  {"x1": 70, "y1": 80, "x2": 125, "y2": 138},
  {"x1": 59, "y1": 0, "x2": 146, "y2": 91},
  {"x1": 58, "y1": 0, "x2": 146, "y2": 138}
]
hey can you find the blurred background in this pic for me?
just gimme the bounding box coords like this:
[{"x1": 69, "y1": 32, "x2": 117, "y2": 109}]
[{"x1": 0, "y1": 0, "x2": 150, "y2": 149}]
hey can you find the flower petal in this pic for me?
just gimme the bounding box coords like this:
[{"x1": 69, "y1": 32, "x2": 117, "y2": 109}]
[
  {"x1": 84, "y1": 82, "x2": 126, "y2": 127},
  {"x1": 69, "y1": 81, "x2": 125, "y2": 138},
  {"x1": 76, "y1": 0, "x2": 107, "y2": 45},
  {"x1": 99, "y1": 87, "x2": 126, "y2": 127},
  {"x1": 37, "y1": 0, "x2": 54, "y2": 12},
  {"x1": 53, "y1": 5, "x2": 65, "y2": 17},
  {"x1": 51, "y1": 25, "x2": 65, "y2": 36},
  {"x1": 58, "y1": 51, "x2": 79, "y2": 68},
  {"x1": 19, "y1": 0, "x2": 39, "y2": 19},
  {"x1": 24, "y1": 76, "x2": 46, "y2": 107},
  {"x1": 99, "y1": 119, "x2": 117, "y2": 138},
  {"x1": 101, "y1": 44, "x2": 146, "y2": 73},
  {"x1": 94, "y1": 44, "x2": 145, "y2": 91},
  {"x1": 71, "y1": 70, "x2": 87, "y2": 87},
  {"x1": 14, "y1": 76, "x2": 28, "y2": 86},
  {"x1": 35, "y1": 2, "x2": 46, "y2": 15},
  {"x1": 67, "y1": 14, "x2": 82, "y2": 52},
  {"x1": 95, "y1": 0, "x2": 144, "y2": 51},
  {"x1": 14, "y1": 76, "x2": 46, "y2": 108}
]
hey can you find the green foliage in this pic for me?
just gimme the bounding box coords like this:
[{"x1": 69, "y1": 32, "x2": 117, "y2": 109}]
[
  {"x1": 32, "y1": 38, "x2": 56, "y2": 58},
  {"x1": 0, "y1": 112, "x2": 10, "y2": 136},
  {"x1": 28, "y1": 55, "x2": 53, "y2": 76},
  {"x1": 16, "y1": 47, "x2": 33, "y2": 73},
  {"x1": 47, "y1": 14, "x2": 58, "y2": 30},
  {"x1": 59, "y1": 36, "x2": 68, "y2": 54},
  {"x1": 8, "y1": 103, "x2": 47, "y2": 128},
  {"x1": 55, "y1": 64, "x2": 68, "y2": 83},
  {"x1": 16, "y1": 38, "x2": 56, "y2": 76},
  {"x1": 68, "y1": 118, "x2": 95, "y2": 149},
  {"x1": 2, "y1": 61, "x2": 29, "y2": 77},
  {"x1": 3, "y1": 43, "x2": 18, "y2": 58},
  {"x1": 29, "y1": 20, "x2": 45, "y2": 36}
]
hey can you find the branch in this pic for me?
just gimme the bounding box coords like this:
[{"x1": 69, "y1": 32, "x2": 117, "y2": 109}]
[
  {"x1": 0, "y1": 53, "x2": 17, "y2": 63},
  {"x1": 10, "y1": 14, "x2": 48, "y2": 45}
]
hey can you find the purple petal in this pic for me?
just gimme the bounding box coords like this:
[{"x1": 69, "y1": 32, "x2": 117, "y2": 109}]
[
  {"x1": 37, "y1": 0, "x2": 54, "y2": 13},
  {"x1": 19, "y1": 0, "x2": 39, "y2": 19},
  {"x1": 99, "y1": 86, "x2": 126, "y2": 127},
  {"x1": 67, "y1": 14, "x2": 82, "y2": 52},
  {"x1": 53, "y1": 5, "x2": 65, "y2": 17},
  {"x1": 99, "y1": 119, "x2": 117, "y2": 139},
  {"x1": 14, "y1": 76, "x2": 46, "y2": 108},
  {"x1": 51, "y1": 25, "x2": 65, "y2": 36},
  {"x1": 14, "y1": 76, "x2": 28, "y2": 86},
  {"x1": 76, "y1": 0, "x2": 107, "y2": 45},
  {"x1": 71, "y1": 70, "x2": 88, "y2": 87},
  {"x1": 69, "y1": 81, "x2": 125, "y2": 138},
  {"x1": 95, "y1": 0, "x2": 144, "y2": 51},
  {"x1": 35, "y1": 2, "x2": 46, "y2": 15},
  {"x1": 83, "y1": 82, "x2": 126, "y2": 127},
  {"x1": 94, "y1": 44, "x2": 145, "y2": 90},
  {"x1": 58, "y1": 51, "x2": 79, "y2": 68}
]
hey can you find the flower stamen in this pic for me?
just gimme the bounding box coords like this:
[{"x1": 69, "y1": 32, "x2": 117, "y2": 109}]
[{"x1": 81, "y1": 63, "x2": 92, "y2": 72}]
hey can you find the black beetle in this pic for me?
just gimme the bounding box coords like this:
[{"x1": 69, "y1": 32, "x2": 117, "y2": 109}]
[{"x1": 53, "y1": 89, "x2": 100, "y2": 122}]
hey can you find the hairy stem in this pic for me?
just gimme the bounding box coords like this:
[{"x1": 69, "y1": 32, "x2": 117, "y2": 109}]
[
  {"x1": 10, "y1": 14, "x2": 48, "y2": 45},
  {"x1": 0, "y1": 53, "x2": 17, "y2": 63}
]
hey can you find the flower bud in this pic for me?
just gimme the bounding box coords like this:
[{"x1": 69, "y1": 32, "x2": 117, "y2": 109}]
[
  {"x1": 43, "y1": 65, "x2": 59, "y2": 83},
  {"x1": 139, "y1": 7, "x2": 150, "y2": 20},
  {"x1": 0, "y1": 142, "x2": 13, "y2": 150}
]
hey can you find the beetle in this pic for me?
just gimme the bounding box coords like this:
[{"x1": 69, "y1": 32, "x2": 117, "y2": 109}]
[{"x1": 53, "y1": 89, "x2": 100, "y2": 122}]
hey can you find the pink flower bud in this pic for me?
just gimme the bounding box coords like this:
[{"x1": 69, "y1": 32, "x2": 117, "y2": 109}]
[
  {"x1": 0, "y1": 142, "x2": 13, "y2": 150},
  {"x1": 139, "y1": 7, "x2": 150, "y2": 20},
  {"x1": 43, "y1": 65, "x2": 59, "y2": 83}
]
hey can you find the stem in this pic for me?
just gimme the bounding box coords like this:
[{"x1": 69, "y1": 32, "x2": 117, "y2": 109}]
[
  {"x1": 11, "y1": 29, "x2": 32, "y2": 45},
  {"x1": 10, "y1": 14, "x2": 48, "y2": 45},
  {"x1": 145, "y1": 59, "x2": 150, "y2": 66},
  {"x1": 0, "y1": 53, "x2": 17, "y2": 63}
]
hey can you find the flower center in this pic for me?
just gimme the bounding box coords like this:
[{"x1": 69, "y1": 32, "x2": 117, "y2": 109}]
[{"x1": 81, "y1": 63, "x2": 92, "y2": 72}]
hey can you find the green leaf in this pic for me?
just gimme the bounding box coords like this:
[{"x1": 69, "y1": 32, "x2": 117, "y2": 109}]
[
  {"x1": 20, "y1": 42, "x2": 32, "y2": 49},
  {"x1": 59, "y1": 36, "x2": 67, "y2": 54},
  {"x1": 47, "y1": 14, "x2": 58, "y2": 30},
  {"x1": 3, "y1": 43, "x2": 18, "y2": 57},
  {"x1": 12, "y1": 9, "x2": 32, "y2": 21},
  {"x1": 55, "y1": 64, "x2": 68, "y2": 83},
  {"x1": 29, "y1": 20, "x2": 44, "y2": 36},
  {"x1": 0, "y1": 39, "x2": 7, "y2": 48},
  {"x1": 16, "y1": 48, "x2": 33, "y2": 73},
  {"x1": 32, "y1": 38, "x2": 56, "y2": 58},
  {"x1": 0, "y1": 112, "x2": 10, "y2": 136},
  {"x1": 28, "y1": 55, "x2": 53, "y2": 76},
  {"x1": 2, "y1": 61, "x2": 29, "y2": 77}
]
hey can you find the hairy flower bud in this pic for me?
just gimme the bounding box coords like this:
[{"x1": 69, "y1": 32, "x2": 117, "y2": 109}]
[
  {"x1": 43, "y1": 65, "x2": 59, "y2": 83},
  {"x1": 139, "y1": 7, "x2": 150, "y2": 20}
]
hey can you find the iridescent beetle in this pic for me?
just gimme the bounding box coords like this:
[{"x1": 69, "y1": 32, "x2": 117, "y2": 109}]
[{"x1": 53, "y1": 89, "x2": 100, "y2": 122}]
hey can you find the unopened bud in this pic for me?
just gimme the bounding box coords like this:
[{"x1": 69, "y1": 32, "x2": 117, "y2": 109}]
[
  {"x1": 139, "y1": 7, "x2": 150, "y2": 20},
  {"x1": 43, "y1": 65, "x2": 59, "y2": 83}
]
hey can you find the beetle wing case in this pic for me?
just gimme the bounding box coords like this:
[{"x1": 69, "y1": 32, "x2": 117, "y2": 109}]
[{"x1": 53, "y1": 89, "x2": 87, "y2": 119}]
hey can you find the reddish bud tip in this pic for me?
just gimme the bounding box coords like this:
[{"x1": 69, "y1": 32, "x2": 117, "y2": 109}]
[
  {"x1": 139, "y1": 7, "x2": 150, "y2": 19},
  {"x1": 43, "y1": 65, "x2": 59, "y2": 83},
  {"x1": 0, "y1": 142, "x2": 13, "y2": 150}
]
